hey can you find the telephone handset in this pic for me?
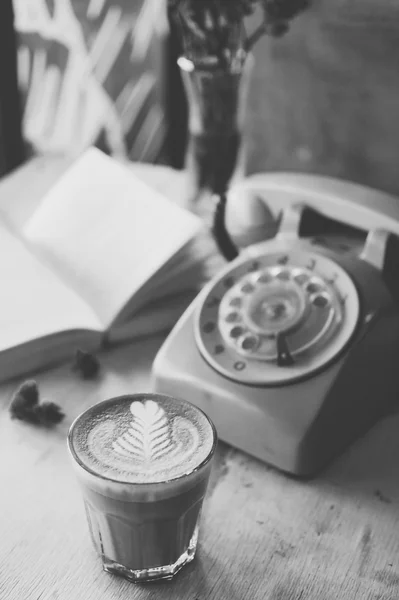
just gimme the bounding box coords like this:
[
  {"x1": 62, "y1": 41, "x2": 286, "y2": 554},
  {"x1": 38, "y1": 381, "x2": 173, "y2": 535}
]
[
  {"x1": 152, "y1": 173, "x2": 399, "y2": 476},
  {"x1": 225, "y1": 172, "x2": 399, "y2": 251}
]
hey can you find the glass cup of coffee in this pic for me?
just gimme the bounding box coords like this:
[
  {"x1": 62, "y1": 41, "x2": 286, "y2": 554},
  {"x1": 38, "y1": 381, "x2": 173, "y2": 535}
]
[{"x1": 67, "y1": 393, "x2": 217, "y2": 583}]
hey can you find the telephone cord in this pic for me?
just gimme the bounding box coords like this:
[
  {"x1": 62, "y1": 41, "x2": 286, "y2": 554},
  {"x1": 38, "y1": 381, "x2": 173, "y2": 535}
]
[{"x1": 211, "y1": 192, "x2": 239, "y2": 262}]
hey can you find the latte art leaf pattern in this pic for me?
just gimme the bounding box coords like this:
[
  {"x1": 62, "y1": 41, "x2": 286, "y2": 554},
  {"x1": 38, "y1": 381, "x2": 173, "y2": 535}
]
[
  {"x1": 79, "y1": 396, "x2": 212, "y2": 483},
  {"x1": 112, "y1": 401, "x2": 171, "y2": 463}
]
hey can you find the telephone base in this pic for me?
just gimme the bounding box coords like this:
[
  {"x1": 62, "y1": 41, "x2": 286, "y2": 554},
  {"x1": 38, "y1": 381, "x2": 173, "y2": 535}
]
[{"x1": 153, "y1": 172, "x2": 399, "y2": 476}]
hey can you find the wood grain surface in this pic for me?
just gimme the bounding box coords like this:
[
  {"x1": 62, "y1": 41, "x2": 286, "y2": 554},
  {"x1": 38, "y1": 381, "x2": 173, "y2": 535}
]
[
  {"x1": 1, "y1": 158, "x2": 399, "y2": 600},
  {"x1": 247, "y1": 0, "x2": 399, "y2": 198}
]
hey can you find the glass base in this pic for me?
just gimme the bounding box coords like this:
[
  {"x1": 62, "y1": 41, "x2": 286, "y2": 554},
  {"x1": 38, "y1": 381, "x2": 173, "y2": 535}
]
[{"x1": 101, "y1": 525, "x2": 198, "y2": 583}]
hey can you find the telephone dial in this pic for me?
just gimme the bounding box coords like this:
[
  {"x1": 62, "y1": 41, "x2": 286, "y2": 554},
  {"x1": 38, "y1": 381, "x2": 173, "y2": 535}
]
[{"x1": 152, "y1": 173, "x2": 399, "y2": 476}]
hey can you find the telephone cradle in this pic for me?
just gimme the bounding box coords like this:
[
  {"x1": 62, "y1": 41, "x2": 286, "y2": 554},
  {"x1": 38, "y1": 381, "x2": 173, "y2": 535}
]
[{"x1": 152, "y1": 173, "x2": 399, "y2": 476}]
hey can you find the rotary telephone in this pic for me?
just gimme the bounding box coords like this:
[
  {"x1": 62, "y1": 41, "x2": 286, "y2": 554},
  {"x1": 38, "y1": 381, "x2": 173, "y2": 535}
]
[{"x1": 152, "y1": 173, "x2": 399, "y2": 476}]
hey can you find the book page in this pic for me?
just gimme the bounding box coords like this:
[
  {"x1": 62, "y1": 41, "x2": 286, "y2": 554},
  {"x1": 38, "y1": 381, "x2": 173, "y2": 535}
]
[
  {"x1": 0, "y1": 219, "x2": 101, "y2": 353},
  {"x1": 23, "y1": 148, "x2": 203, "y2": 328}
]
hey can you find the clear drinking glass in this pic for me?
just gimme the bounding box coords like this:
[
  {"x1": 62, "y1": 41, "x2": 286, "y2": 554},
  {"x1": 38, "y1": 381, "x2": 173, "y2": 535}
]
[{"x1": 67, "y1": 393, "x2": 217, "y2": 583}]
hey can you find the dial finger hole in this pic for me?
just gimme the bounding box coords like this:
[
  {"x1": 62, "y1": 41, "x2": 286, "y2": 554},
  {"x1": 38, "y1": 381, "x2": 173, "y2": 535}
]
[
  {"x1": 230, "y1": 326, "x2": 245, "y2": 339},
  {"x1": 229, "y1": 297, "x2": 242, "y2": 308},
  {"x1": 240, "y1": 335, "x2": 259, "y2": 351},
  {"x1": 241, "y1": 282, "x2": 255, "y2": 294},
  {"x1": 257, "y1": 272, "x2": 272, "y2": 284},
  {"x1": 225, "y1": 311, "x2": 241, "y2": 323},
  {"x1": 276, "y1": 270, "x2": 291, "y2": 281},
  {"x1": 312, "y1": 294, "x2": 330, "y2": 308},
  {"x1": 293, "y1": 272, "x2": 309, "y2": 286}
]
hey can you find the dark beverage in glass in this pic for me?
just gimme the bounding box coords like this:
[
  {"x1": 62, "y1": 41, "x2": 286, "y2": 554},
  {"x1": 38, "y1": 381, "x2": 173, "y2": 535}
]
[{"x1": 67, "y1": 393, "x2": 217, "y2": 583}]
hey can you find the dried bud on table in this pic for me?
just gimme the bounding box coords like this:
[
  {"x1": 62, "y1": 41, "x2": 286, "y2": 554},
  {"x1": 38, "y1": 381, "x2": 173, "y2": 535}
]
[
  {"x1": 9, "y1": 380, "x2": 65, "y2": 427},
  {"x1": 72, "y1": 349, "x2": 101, "y2": 380}
]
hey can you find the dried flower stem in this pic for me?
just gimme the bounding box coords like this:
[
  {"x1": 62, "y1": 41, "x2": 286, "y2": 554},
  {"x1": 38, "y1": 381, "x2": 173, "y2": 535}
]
[{"x1": 245, "y1": 23, "x2": 267, "y2": 51}]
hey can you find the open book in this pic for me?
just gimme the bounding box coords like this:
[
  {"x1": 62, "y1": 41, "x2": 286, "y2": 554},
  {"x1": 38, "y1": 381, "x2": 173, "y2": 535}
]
[{"x1": 0, "y1": 148, "x2": 208, "y2": 381}]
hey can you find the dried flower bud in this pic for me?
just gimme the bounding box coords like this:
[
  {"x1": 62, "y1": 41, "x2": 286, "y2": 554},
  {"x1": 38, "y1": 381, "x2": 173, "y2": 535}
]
[
  {"x1": 12, "y1": 379, "x2": 39, "y2": 408},
  {"x1": 72, "y1": 349, "x2": 101, "y2": 380},
  {"x1": 9, "y1": 380, "x2": 65, "y2": 428},
  {"x1": 35, "y1": 402, "x2": 65, "y2": 426}
]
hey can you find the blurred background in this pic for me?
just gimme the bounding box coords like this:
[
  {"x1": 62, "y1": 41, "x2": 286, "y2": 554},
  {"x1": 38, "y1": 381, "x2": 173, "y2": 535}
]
[
  {"x1": 9, "y1": 0, "x2": 176, "y2": 165},
  {"x1": 2, "y1": 0, "x2": 399, "y2": 198}
]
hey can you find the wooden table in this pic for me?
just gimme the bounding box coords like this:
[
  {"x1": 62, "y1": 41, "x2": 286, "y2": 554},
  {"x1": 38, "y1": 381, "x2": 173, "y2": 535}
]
[{"x1": 1, "y1": 157, "x2": 399, "y2": 600}]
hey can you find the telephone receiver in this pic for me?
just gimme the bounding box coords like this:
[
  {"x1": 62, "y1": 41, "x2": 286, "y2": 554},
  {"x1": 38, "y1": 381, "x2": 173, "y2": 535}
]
[{"x1": 152, "y1": 173, "x2": 399, "y2": 476}]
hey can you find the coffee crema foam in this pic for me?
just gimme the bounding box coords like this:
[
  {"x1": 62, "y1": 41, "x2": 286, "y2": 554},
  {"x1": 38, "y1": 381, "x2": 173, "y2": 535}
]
[{"x1": 70, "y1": 395, "x2": 215, "y2": 484}]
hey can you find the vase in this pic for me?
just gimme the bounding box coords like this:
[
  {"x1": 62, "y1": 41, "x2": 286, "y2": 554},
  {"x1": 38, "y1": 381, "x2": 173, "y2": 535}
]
[{"x1": 179, "y1": 53, "x2": 253, "y2": 217}]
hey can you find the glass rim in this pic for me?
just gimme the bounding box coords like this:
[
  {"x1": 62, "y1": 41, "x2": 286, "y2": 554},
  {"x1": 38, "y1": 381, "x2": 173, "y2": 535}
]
[{"x1": 67, "y1": 392, "x2": 218, "y2": 488}]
